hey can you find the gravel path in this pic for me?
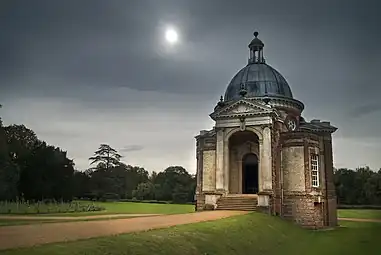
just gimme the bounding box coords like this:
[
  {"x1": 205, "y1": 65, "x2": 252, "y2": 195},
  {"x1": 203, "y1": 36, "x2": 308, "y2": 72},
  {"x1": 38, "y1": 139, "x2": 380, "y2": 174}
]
[
  {"x1": 338, "y1": 217, "x2": 381, "y2": 223},
  {"x1": 0, "y1": 210, "x2": 247, "y2": 250}
]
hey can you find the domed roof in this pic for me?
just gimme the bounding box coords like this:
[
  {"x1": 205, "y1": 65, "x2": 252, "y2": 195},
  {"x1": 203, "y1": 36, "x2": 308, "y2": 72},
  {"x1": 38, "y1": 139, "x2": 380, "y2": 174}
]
[
  {"x1": 224, "y1": 32, "x2": 293, "y2": 102},
  {"x1": 224, "y1": 63, "x2": 293, "y2": 101}
]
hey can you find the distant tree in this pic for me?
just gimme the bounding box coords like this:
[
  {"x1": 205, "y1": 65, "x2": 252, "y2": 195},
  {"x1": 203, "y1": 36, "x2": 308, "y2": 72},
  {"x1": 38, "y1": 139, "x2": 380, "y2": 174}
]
[
  {"x1": 89, "y1": 144, "x2": 122, "y2": 170},
  {"x1": 86, "y1": 162, "x2": 150, "y2": 200},
  {"x1": 150, "y1": 171, "x2": 158, "y2": 183},
  {"x1": 122, "y1": 165, "x2": 149, "y2": 199},
  {"x1": 132, "y1": 182, "x2": 155, "y2": 200},
  {"x1": 154, "y1": 166, "x2": 196, "y2": 203},
  {"x1": 72, "y1": 170, "x2": 91, "y2": 199},
  {"x1": 334, "y1": 167, "x2": 381, "y2": 205},
  {"x1": 18, "y1": 142, "x2": 75, "y2": 201},
  {"x1": 0, "y1": 107, "x2": 20, "y2": 200}
]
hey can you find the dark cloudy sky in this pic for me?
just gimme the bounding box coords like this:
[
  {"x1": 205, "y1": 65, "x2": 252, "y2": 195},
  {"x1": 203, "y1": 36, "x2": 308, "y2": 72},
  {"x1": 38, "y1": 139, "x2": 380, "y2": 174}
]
[{"x1": 1, "y1": 0, "x2": 380, "y2": 172}]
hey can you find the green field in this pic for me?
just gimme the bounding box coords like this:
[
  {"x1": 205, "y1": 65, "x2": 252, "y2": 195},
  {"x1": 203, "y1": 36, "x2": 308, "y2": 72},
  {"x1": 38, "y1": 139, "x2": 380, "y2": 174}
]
[
  {"x1": 0, "y1": 215, "x2": 151, "y2": 227},
  {"x1": 0, "y1": 201, "x2": 195, "y2": 217},
  {"x1": 43, "y1": 201, "x2": 195, "y2": 216},
  {"x1": 0, "y1": 201, "x2": 104, "y2": 214},
  {"x1": 338, "y1": 209, "x2": 381, "y2": 219},
  {"x1": 0, "y1": 200, "x2": 379, "y2": 227},
  {"x1": 1, "y1": 212, "x2": 380, "y2": 255},
  {"x1": 0, "y1": 201, "x2": 195, "y2": 226},
  {"x1": 0, "y1": 219, "x2": 61, "y2": 226}
]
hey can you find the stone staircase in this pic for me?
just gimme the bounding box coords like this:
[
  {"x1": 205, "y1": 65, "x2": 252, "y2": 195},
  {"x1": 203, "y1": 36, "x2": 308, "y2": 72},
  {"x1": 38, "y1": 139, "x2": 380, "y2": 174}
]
[{"x1": 216, "y1": 194, "x2": 258, "y2": 211}]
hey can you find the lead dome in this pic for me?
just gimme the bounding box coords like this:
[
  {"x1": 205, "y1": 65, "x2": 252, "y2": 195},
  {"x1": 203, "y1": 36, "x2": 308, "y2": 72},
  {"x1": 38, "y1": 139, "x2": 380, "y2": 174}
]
[{"x1": 224, "y1": 32, "x2": 293, "y2": 101}]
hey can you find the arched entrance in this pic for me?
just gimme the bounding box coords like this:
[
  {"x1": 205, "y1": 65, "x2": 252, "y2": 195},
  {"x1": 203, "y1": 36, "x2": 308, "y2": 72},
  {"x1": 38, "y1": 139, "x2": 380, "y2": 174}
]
[
  {"x1": 242, "y1": 153, "x2": 259, "y2": 194},
  {"x1": 228, "y1": 130, "x2": 260, "y2": 194}
]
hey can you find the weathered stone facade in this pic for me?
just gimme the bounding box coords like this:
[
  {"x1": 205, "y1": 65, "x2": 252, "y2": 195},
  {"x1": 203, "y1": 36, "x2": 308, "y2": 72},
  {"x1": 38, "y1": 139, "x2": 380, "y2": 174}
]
[{"x1": 194, "y1": 32, "x2": 338, "y2": 229}]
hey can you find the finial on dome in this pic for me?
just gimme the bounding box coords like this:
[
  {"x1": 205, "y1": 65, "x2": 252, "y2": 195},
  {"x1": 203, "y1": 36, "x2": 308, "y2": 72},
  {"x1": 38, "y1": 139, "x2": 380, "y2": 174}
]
[{"x1": 248, "y1": 31, "x2": 265, "y2": 64}]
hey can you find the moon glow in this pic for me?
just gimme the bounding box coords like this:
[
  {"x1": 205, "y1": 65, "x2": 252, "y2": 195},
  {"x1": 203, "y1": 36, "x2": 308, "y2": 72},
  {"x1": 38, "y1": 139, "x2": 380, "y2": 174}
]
[{"x1": 165, "y1": 28, "x2": 178, "y2": 44}]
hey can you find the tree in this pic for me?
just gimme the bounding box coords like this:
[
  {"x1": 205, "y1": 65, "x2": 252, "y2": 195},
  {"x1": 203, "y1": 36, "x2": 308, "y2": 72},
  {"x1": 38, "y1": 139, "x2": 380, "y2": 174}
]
[
  {"x1": 89, "y1": 144, "x2": 122, "y2": 170},
  {"x1": 153, "y1": 166, "x2": 196, "y2": 203},
  {"x1": 334, "y1": 167, "x2": 381, "y2": 206},
  {"x1": 0, "y1": 107, "x2": 21, "y2": 200},
  {"x1": 132, "y1": 182, "x2": 155, "y2": 200},
  {"x1": 72, "y1": 170, "x2": 91, "y2": 199},
  {"x1": 18, "y1": 142, "x2": 75, "y2": 201}
]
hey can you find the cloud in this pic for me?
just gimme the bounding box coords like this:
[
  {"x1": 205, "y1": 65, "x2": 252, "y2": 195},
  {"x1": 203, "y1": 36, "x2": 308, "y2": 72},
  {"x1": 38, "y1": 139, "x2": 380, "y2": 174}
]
[
  {"x1": 350, "y1": 103, "x2": 381, "y2": 118},
  {"x1": 1, "y1": 0, "x2": 381, "y2": 171},
  {"x1": 121, "y1": 145, "x2": 144, "y2": 152}
]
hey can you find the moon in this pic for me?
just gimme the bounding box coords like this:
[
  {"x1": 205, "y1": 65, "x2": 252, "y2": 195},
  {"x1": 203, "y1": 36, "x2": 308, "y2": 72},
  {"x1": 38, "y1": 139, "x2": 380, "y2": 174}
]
[{"x1": 165, "y1": 28, "x2": 178, "y2": 44}]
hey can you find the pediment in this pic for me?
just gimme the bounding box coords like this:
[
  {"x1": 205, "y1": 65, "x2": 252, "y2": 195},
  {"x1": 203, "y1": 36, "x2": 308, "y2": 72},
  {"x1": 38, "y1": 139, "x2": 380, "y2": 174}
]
[{"x1": 210, "y1": 99, "x2": 273, "y2": 119}]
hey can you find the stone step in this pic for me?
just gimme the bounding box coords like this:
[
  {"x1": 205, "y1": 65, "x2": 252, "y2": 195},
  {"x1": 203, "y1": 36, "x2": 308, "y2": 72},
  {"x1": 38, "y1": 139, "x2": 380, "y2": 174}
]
[
  {"x1": 217, "y1": 206, "x2": 257, "y2": 209},
  {"x1": 216, "y1": 195, "x2": 258, "y2": 211},
  {"x1": 216, "y1": 207, "x2": 256, "y2": 211},
  {"x1": 218, "y1": 199, "x2": 256, "y2": 202},
  {"x1": 218, "y1": 201, "x2": 257, "y2": 204},
  {"x1": 218, "y1": 198, "x2": 258, "y2": 201}
]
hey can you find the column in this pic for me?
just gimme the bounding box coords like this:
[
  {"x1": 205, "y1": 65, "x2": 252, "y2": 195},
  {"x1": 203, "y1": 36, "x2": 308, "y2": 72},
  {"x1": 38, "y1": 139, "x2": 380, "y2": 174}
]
[
  {"x1": 215, "y1": 129, "x2": 224, "y2": 190},
  {"x1": 196, "y1": 151, "x2": 201, "y2": 194},
  {"x1": 223, "y1": 140, "x2": 229, "y2": 192},
  {"x1": 261, "y1": 127, "x2": 272, "y2": 191}
]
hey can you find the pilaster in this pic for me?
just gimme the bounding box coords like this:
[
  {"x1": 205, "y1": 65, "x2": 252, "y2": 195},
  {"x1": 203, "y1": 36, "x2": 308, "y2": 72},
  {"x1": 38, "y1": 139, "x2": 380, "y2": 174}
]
[
  {"x1": 261, "y1": 126, "x2": 273, "y2": 191},
  {"x1": 223, "y1": 133, "x2": 229, "y2": 191},
  {"x1": 215, "y1": 128, "x2": 224, "y2": 190}
]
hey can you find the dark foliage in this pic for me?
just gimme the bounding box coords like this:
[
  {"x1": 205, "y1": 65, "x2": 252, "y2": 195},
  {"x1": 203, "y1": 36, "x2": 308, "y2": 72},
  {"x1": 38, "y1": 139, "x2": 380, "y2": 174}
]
[{"x1": 334, "y1": 167, "x2": 381, "y2": 205}]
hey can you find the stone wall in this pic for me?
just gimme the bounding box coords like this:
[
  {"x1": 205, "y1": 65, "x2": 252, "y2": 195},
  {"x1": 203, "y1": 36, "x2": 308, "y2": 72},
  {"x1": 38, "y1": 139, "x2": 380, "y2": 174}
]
[
  {"x1": 272, "y1": 122, "x2": 282, "y2": 215},
  {"x1": 323, "y1": 135, "x2": 338, "y2": 227},
  {"x1": 195, "y1": 194, "x2": 205, "y2": 211},
  {"x1": 279, "y1": 131, "x2": 336, "y2": 229},
  {"x1": 282, "y1": 146, "x2": 306, "y2": 192},
  {"x1": 283, "y1": 193, "x2": 324, "y2": 229},
  {"x1": 202, "y1": 150, "x2": 216, "y2": 191}
]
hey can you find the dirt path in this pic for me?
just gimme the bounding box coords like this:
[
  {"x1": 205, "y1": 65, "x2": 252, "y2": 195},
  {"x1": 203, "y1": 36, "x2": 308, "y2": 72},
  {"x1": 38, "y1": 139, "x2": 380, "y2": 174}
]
[
  {"x1": 338, "y1": 217, "x2": 381, "y2": 223},
  {"x1": 0, "y1": 214, "x2": 160, "y2": 220},
  {"x1": 0, "y1": 210, "x2": 247, "y2": 251}
]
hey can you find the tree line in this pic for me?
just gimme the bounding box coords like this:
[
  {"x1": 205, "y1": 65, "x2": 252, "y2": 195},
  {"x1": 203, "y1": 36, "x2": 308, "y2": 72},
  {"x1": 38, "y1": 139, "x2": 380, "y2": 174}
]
[
  {"x1": 0, "y1": 105, "x2": 196, "y2": 203},
  {"x1": 334, "y1": 167, "x2": 381, "y2": 205},
  {"x1": 0, "y1": 105, "x2": 380, "y2": 205},
  {"x1": 75, "y1": 144, "x2": 196, "y2": 203}
]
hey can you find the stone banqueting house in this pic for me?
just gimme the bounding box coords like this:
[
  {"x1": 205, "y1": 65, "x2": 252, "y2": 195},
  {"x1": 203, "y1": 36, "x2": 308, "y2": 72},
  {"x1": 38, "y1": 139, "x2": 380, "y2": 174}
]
[{"x1": 195, "y1": 32, "x2": 338, "y2": 229}]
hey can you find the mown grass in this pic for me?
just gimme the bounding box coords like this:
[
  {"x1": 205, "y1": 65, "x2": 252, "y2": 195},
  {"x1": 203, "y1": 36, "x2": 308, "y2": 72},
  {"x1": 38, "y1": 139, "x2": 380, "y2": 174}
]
[
  {"x1": 338, "y1": 209, "x2": 381, "y2": 219},
  {"x1": 0, "y1": 215, "x2": 152, "y2": 227},
  {"x1": 34, "y1": 201, "x2": 195, "y2": 216},
  {"x1": 0, "y1": 201, "x2": 194, "y2": 216},
  {"x1": 0, "y1": 219, "x2": 60, "y2": 226},
  {"x1": 0, "y1": 201, "x2": 104, "y2": 214},
  {"x1": 1, "y1": 212, "x2": 380, "y2": 255}
]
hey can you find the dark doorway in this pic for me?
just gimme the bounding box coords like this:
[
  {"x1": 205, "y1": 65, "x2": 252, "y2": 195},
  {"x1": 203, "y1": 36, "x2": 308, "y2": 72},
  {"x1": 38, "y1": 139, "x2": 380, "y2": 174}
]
[{"x1": 242, "y1": 154, "x2": 259, "y2": 194}]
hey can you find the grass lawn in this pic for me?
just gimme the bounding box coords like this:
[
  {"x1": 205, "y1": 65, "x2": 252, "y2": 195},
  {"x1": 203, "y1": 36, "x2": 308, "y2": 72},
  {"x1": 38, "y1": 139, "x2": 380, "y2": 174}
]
[
  {"x1": 0, "y1": 215, "x2": 155, "y2": 227},
  {"x1": 0, "y1": 219, "x2": 61, "y2": 226},
  {"x1": 338, "y1": 209, "x2": 381, "y2": 219},
  {"x1": 1, "y1": 212, "x2": 380, "y2": 255},
  {"x1": 1, "y1": 201, "x2": 194, "y2": 217},
  {"x1": 40, "y1": 201, "x2": 195, "y2": 216}
]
